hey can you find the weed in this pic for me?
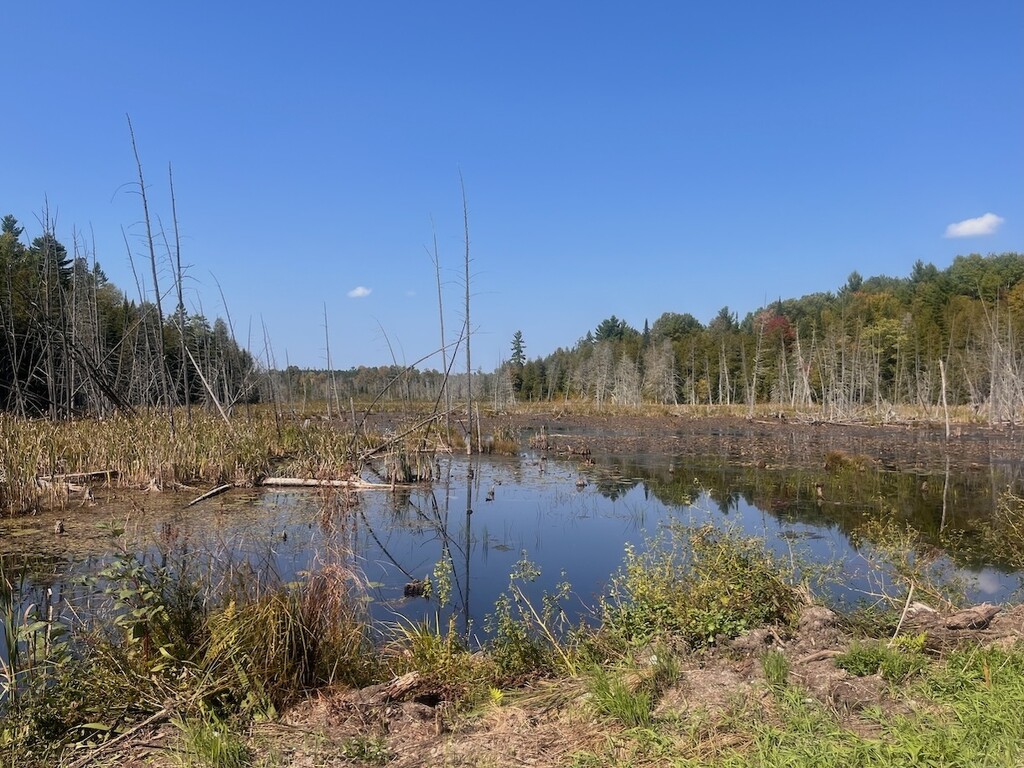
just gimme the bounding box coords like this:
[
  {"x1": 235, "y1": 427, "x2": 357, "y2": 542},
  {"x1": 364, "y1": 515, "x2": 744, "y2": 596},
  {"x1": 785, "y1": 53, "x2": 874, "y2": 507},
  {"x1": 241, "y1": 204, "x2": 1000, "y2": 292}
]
[
  {"x1": 835, "y1": 638, "x2": 928, "y2": 684},
  {"x1": 762, "y1": 649, "x2": 789, "y2": 690},
  {"x1": 588, "y1": 665, "x2": 653, "y2": 728},
  {"x1": 600, "y1": 523, "x2": 798, "y2": 648},
  {"x1": 173, "y1": 713, "x2": 250, "y2": 768},
  {"x1": 386, "y1": 613, "x2": 491, "y2": 701},
  {"x1": 340, "y1": 734, "x2": 391, "y2": 765},
  {"x1": 485, "y1": 554, "x2": 580, "y2": 678}
]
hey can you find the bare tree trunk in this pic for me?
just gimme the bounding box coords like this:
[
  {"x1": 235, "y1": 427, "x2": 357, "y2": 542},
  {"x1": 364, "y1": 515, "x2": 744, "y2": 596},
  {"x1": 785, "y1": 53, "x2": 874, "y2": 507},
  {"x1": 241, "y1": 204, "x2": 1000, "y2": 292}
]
[
  {"x1": 127, "y1": 115, "x2": 173, "y2": 426},
  {"x1": 939, "y1": 358, "x2": 950, "y2": 440},
  {"x1": 169, "y1": 163, "x2": 191, "y2": 422},
  {"x1": 461, "y1": 172, "x2": 472, "y2": 455},
  {"x1": 323, "y1": 303, "x2": 334, "y2": 420},
  {"x1": 428, "y1": 223, "x2": 450, "y2": 435},
  {"x1": 746, "y1": 314, "x2": 766, "y2": 418}
]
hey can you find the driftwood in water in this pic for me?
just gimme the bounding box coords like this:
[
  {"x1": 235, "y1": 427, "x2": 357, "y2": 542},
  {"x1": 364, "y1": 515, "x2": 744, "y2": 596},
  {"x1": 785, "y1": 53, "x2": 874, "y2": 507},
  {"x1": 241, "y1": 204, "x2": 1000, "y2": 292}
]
[
  {"x1": 38, "y1": 469, "x2": 118, "y2": 483},
  {"x1": 188, "y1": 476, "x2": 407, "y2": 504},
  {"x1": 404, "y1": 579, "x2": 426, "y2": 597},
  {"x1": 260, "y1": 477, "x2": 393, "y2": 490},
  {"x1": 187, "y1": 483, "x2": 235, "y2": 507}
]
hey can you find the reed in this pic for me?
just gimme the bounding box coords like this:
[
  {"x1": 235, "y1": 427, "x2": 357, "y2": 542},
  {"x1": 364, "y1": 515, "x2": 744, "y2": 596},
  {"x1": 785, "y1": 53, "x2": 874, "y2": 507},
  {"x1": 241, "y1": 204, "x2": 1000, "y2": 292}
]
[{"x1": 0, "y1": 409, "x2": 443, "y2": 515}]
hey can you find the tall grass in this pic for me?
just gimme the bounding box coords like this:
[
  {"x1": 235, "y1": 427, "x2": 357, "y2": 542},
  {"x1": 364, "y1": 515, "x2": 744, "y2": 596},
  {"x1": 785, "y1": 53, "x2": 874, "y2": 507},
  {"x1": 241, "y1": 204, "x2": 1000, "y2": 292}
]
[
  {"x1": 0, "y1": 528, "x2": 375, "y2": 765},
  {"x1": 0, "y1": 409, "x2": 446, "y2": 515}
]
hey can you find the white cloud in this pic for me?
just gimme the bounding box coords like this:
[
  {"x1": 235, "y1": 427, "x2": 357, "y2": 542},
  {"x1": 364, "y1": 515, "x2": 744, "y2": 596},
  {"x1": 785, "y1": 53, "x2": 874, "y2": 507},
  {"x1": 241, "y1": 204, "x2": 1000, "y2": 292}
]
[
  {"x1": 944, "y1": 212, "x2": 1004, "y2": 238},
  {"x1": 347, "y1": 286, "x2": 371, "y2": 298}
]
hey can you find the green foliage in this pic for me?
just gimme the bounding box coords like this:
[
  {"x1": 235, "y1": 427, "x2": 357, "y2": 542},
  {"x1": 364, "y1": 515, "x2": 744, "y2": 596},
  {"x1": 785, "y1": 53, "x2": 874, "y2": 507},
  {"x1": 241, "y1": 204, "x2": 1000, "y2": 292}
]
[
  {"x1": 762, "y1": 649, "x2": 789, "y2": 690},
  {"x1": 386, "y1": 614, "x2": 491, "y2": 702},
  {"x1": 340, "y1": 734, "x2": 392, "y2": 765},
  {"x1": 588, "y1": 666, "x2": 653, "y2": 728},
  {"x1": 835, "y1": 637, "x2": 928, "y2": 683},
  {"x1": 650, "y1": 311, "x2": 704, "y2": 341},
  {"x1": 485, "y1": 554, "x2": 579, "y2": 678},
  {"x1": 172, "y1": 713, "x2": 250, "y2": 768},
  {"x1": 594, "y1": 315, "x2": 636, "y2": 342},
  {"x1": 93, "y1": 532, "x2": 206, "y2": 664},
  {"x1": 1, "y1": 532, "x2": 373, "y2": 763},
  {"x1": 510, "y1": 330, "x2": 526, "y2": 368},
  {"x1": 0, "y1": 213, "x2": 256, "y2": 419},
  {"x1": 600, "y1": 523, "x2": 798, "y2": 648}
]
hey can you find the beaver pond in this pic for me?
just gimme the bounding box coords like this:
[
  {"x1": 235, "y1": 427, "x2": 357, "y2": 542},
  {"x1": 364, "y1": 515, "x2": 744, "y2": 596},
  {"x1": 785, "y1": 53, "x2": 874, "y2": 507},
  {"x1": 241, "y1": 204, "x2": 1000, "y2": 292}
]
[{"x1": 3, "y1": 417, "x2": 1024, "y2": 658}]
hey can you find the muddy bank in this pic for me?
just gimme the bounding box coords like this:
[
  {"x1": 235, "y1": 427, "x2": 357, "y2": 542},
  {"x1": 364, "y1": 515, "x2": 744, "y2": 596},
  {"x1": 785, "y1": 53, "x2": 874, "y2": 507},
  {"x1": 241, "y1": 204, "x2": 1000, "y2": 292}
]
[{"x1": 469, "y1": 411, "x2": 1024, "y2": 475}]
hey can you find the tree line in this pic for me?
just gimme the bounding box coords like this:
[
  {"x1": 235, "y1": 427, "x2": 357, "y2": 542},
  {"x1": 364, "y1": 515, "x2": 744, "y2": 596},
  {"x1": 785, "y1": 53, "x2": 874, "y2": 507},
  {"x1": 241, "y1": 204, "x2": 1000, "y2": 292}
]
[
  {"x1": 499, "y1": 253, "x2": 1024, "y2": 422},
  {"x1": 4, "y1": 204, "x2": 1021, "y2": 426},
  {"x1": 0, "y1": 213, "x2": 256, "y2": 418}
]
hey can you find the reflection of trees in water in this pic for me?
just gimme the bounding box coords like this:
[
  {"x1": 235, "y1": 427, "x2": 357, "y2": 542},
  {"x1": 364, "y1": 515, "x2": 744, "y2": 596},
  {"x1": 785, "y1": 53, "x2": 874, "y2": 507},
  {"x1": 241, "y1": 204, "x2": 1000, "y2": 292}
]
[
  {"x1": 587, "y1": 452, "x2": 1021, "y2": 566},
  {"x1": 582, "y1": 459, "x2": 643, "y2": 501},
  {"x1": 335, "y1": 457, "x2": 478, "y2": 638}
]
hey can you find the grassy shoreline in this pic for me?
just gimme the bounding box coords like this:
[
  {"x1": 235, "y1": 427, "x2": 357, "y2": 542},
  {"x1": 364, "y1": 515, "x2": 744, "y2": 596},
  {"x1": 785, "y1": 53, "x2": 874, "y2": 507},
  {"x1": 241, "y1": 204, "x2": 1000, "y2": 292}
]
[
  {"x1": 3, "y1": 512, "x2": 1024, "y2": 767},
  {"x1": 3, "y1": 406, "x2": 1024, "y2": 766}
]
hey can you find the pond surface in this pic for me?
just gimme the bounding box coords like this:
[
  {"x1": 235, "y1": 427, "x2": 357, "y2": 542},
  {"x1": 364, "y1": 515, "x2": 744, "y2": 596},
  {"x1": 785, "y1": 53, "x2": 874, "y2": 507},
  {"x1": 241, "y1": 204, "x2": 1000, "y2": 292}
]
[{"x1": 4, "y1": 437, "x2": 1023, "y2": 654}]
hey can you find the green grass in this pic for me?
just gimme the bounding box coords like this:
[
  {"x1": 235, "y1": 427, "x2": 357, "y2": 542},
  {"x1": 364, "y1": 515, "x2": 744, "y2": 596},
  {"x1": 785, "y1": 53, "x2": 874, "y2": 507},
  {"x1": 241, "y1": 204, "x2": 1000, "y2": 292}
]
[
  {"x1": 835, "y1": 636, "x2": 929, "y2": 683},
  {"x1": 173, "y1": 713, "x2": 251, "y2": 768},
  {"x1": 575, "y1": 643, "x2": 1024, "y2": 768},
  {"x1": 761, "y1": 649, "x2": 789, "y2": 690}
]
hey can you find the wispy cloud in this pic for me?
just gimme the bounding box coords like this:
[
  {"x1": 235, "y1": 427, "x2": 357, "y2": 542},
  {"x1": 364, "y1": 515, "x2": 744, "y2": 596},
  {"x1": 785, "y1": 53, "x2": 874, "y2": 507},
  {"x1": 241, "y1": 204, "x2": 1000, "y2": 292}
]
[
  {"x1": 944, "y1": 212, "x2": 1004, "y2": 238},
  {"x1": 347, "y1": 286, "x2": 371, "y2": 298}
]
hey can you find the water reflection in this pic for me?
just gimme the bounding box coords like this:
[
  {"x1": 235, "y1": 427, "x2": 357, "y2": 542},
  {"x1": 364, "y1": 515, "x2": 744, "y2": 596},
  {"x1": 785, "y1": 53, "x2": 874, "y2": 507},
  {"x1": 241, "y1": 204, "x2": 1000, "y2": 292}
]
[{"x1": 2, "y1": 448, "x2": 1022, "y2": 659}]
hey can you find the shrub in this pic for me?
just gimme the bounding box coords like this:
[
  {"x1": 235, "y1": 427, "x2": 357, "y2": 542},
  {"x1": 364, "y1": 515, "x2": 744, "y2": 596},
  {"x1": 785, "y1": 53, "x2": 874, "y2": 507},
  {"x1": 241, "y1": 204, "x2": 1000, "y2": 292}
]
[{"x1": 600, "y1": 523, "x2": 799, "y2": 648}]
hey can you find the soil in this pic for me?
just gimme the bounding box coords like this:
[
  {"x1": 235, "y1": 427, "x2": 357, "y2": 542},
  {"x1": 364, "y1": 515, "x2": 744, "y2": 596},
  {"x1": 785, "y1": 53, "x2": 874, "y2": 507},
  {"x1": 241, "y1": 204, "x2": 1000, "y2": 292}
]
[{"x1": 103, "y1": 601, "x2": 1024, "y2": 768}]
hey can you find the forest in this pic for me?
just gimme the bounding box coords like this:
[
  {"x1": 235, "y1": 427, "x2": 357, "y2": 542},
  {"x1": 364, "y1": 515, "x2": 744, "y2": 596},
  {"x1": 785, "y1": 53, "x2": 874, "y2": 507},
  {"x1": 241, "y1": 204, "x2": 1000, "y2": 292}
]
[
  {"x1": 0, "y1": 214, "x2": 256, "y2": 419},
  {"x1": 2, "y1": 210, "x2": 1022, "y2": 423},
  {"x1": 274, "y1": 252, "x2": 1024, "y2": 423}
]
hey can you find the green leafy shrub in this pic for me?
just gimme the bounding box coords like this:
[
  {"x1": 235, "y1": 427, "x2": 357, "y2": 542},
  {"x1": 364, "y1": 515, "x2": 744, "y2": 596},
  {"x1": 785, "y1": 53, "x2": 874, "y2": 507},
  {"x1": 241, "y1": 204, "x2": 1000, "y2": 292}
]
[
  {"x1": 485, "y1": 554, "x2": 579, "y2": 678},
  {"x1": 600, "y1": 523, "x2": 798, "y2": 648}
]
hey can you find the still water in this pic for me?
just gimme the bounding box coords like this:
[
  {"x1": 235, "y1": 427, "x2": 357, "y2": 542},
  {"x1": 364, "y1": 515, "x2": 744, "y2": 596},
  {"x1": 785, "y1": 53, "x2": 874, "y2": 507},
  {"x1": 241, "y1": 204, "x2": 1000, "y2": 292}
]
[{"x1": 4, "y1": 446, "x2": 1022, "y2": 648}]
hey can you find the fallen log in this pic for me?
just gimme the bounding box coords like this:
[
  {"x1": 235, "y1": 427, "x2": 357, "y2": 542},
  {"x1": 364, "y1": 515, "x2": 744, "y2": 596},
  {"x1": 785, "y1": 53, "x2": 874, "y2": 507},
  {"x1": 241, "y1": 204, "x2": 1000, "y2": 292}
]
[
  {"x1": 905, "y1": 602, "x2": 1006, "y2": 651},
  {"x1": 38, "y1": 469, "x2": 119, "y2": 483},
  {"x1": 944, "y1": 604, "x2": 1001, "y2": 630},
  {"x1": 260, "y1": 477, "x2": 394, "y2": 490},
  {"x1": 350, "y1": 671, "x2": 425, "y2": 705},
  {"x1": 187, "y1": 483, "x2": 235, "y2": 507}
]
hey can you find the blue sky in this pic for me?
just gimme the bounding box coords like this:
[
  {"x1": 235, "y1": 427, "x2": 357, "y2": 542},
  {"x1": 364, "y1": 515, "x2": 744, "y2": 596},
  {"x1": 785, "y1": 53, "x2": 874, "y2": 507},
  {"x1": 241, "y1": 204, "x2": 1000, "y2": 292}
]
[{"x1": 4, "y1": 2, "x2": 1022, "y2": 371}]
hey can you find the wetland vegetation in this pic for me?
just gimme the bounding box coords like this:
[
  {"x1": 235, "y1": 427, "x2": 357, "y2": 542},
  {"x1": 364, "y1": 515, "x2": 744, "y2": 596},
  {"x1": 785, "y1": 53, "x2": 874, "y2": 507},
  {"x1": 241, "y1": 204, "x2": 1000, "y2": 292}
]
[
  {"x1": 4, "y1": 200, "x2": 1024, "y2": 764},
  {"x1": 3, "y1": 405, "x2": 1024, "y2": 767}
]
